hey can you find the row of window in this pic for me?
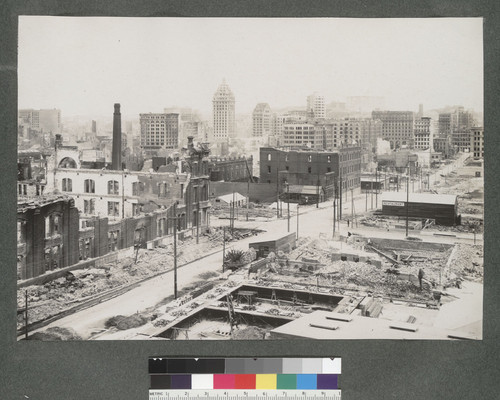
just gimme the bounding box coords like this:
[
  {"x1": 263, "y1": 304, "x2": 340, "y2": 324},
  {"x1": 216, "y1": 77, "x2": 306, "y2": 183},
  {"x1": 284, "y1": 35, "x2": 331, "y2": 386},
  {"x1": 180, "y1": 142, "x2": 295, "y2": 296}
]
[
  {"x1": 82, "y1": 199, "x2": 142, "y2": 217},
  {"x1": 62, "y1": 179, "x2": 167, "y2": 196}
]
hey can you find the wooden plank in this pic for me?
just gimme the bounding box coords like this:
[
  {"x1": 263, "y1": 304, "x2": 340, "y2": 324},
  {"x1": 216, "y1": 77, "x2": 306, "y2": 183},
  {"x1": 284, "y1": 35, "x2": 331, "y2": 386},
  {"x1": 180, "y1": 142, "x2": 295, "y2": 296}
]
[{"x1": 309, "y1": 323, "x2": 339, "y2": 330}]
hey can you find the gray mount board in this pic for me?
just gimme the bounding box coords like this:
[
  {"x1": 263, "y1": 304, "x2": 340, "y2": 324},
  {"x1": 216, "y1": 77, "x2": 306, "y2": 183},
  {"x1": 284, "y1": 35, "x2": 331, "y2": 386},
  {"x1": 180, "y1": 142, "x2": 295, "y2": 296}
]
[{"x1": 1, "y1": 1, "x2": 499, "y2": 400}]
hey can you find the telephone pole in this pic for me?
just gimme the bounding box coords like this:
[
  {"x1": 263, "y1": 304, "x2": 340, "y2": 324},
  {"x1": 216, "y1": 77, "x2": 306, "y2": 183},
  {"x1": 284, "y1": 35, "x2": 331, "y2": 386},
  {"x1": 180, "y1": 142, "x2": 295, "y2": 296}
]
[
  {"x1": 286, "y1": 182, "x2": 290, "y2": 232},
  {"x1": 406, "y1": 161, "x2": 410, "y2": 237},
  {"x1": 333, "y1": 182, "x2": 336, "y2": 237},
  {"x1": 222, "y1": 226, "x2": 226, "y2": 273},
  {"x1": 196, "y1": 187, "x2": 200, "y2": 244},
  {"x1": 296, "y1": 204, "x2": 299, "y2": 240},
  {"x1": 168, "y1": 202, "x2": 180, "y2": 299},
  {"x1": 25, "y1": 290, "x2": 29, "y2": 340}
]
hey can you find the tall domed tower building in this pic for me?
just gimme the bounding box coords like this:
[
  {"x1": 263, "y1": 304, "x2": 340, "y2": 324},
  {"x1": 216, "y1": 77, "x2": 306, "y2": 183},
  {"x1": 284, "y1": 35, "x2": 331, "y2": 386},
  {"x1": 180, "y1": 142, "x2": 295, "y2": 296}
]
[{"x1": 212, "y1": 79, "x2": 235, "y2": 141}]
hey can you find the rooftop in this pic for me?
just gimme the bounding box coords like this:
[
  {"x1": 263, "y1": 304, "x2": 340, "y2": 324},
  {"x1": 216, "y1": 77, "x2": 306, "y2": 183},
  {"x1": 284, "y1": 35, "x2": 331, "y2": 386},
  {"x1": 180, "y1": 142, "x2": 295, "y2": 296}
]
[
  {"x1": 270, "y1": 310, "x2": 476, "y2": 340},
  {"x1": 381, "y1": 192, "x2": 458, "y2": 205}
]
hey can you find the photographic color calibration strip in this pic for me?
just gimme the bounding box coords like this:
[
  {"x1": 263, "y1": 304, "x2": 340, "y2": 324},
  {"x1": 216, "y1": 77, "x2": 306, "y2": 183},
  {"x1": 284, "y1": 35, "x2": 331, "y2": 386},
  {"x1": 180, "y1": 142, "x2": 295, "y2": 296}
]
[{"x1": 149, "y1": 358, "x2": 341, "y2": 400}]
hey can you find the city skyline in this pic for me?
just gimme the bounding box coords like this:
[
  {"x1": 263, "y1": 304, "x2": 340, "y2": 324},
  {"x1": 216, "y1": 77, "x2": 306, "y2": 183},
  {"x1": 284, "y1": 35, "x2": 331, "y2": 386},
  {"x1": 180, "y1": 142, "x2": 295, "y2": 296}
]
[{"x1": 19, "y1": 17, "x2": 483, "y2": 118}]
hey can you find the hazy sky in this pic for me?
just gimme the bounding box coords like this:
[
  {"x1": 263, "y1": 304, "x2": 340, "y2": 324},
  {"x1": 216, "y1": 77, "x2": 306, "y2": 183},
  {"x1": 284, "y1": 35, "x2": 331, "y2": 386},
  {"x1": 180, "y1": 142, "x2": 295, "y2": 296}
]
[{"x1": 18, "y1": 17, "x2": 483, "y2": 118}]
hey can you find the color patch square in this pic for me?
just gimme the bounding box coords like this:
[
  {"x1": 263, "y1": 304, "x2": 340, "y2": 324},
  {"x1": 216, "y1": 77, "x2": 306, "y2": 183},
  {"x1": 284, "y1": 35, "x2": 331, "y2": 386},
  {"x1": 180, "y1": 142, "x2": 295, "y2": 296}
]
[
  {"x1": 256, "y1": 374, "x2": 277, "y2": 389},
  {"x1": 214, "y1": 374, "x2": 235, "y2": 389},
  {"x1": 226, "y1": 359, "x2": 246, "y2": 374},
  {"x1": 302, "y1": 358, "x2": 323, "y2": 373},
  {"x1": 150, "y1": 375, "x2": 171, "y2": 389},
  {"x1": 297, "y1": 374, "x2": 317, "y2": 389},
  {"x1": 277, "y1": 374, "x2": 296, "y2": 389},
  {"x1": 244, "y1": 359, "x2": 265, "y2": 373},
  {"x1": 235, "y1": 374, "x2": 256, "y2": 389},
  {"x1": 191, "y1": 374, "x2": 214, "y2": 389},
  {"x1": 261, "y1": 358, "x2": 283, "y2": 373},
  {"x1": 317, "y1": 374, "x2": 338, "y2": 389},
  {"x1": 149, "y1": 358, "x2": 168, "y2": 373},
  {"x1": 322, "y1": 358, "x2": 341, "y2": 374},
  {"x1": 282, "y1": 358, "x2": 303, "y2": 374},
  {"x1": 170, "y1": 374, "x2": 191, "y2": 389}
]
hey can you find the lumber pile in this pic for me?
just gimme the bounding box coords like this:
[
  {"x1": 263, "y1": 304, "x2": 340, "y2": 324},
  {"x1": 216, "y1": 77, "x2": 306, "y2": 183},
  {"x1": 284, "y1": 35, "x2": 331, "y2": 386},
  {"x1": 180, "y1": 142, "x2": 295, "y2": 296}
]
[{"x1": 358, "y1": 296, "x2": 383, "y2": 318}]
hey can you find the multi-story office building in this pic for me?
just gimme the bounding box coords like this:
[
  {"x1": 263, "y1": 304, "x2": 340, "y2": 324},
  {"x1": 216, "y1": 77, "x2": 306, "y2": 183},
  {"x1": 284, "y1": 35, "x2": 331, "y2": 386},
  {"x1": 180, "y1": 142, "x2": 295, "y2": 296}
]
[
  {"x1": 282, "y1": 118, "x2": 381, "y2": 170},
  {"x1": 252, "y1": 103, "x2": 272, "y2": 137},
  {"x1": 307, "y1": 93, "x2": 326, "y2": 119},
  {"x1": 18, "y1": 108, "x2": 62, "y2": 133},
  {"x1": 452, "y1": 129, "x2": 473, "y2": 153},
  {"x1": 371, "y1": 111, "x2": 415, "y2": 149},
  {"x1": 139, "y1": 113, "x2": 179, "y2": 155},
  {"x1": 438, "y1": 107, "x2": 475, "y2": 135},
  {"x1": 272, "y1": 113, "x2": 285, "y2": 136},
  {"x1": 212, "y1": 79, "x2": 235, "y2": 141},
  {"x1": 470, "y1": 127, "x2": 484, "y2": 159},
  {"x1": 282, "y1": 123, "x2": 319, "y2": 149},
  {"x1": 414, "y1": 117, "x2": 432, "y2": 150},
  {"x1": 260, "y1": 146, "x2": 361, "y2": 197}
]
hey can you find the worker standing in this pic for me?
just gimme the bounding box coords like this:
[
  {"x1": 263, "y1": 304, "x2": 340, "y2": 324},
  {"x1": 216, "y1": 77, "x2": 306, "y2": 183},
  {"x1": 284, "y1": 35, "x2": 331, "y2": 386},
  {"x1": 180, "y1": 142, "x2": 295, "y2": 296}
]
[{"x1": 418, "y1": 268, "x2": 425, "y2": 290}]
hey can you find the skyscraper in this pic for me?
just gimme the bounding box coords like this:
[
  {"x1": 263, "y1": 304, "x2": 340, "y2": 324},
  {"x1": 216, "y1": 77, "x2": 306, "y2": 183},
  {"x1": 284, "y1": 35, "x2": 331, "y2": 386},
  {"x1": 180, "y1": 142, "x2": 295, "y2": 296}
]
[
  {"x1": 252, "y1": 103, "x2": 272, "y2": 137},
  {"x1": 139, "y1": 113, "x2": 179, "y2": 155},
  {"x1": 372, "y1": 110, "x2": 415, "y2": 149},
  {"x1": 307, "y1": 93, "x2": 325, "y2": 119},
  {"x1": 212, "y1": 79, "x2": 235, "y2": 141}
]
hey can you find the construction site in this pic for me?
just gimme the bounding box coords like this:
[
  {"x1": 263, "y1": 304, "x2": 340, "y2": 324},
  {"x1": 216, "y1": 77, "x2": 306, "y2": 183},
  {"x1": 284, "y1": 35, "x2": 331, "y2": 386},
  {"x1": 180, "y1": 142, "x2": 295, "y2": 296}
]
[{"x1": 18, "y1": 156, "x2": 484, "y2": 341}]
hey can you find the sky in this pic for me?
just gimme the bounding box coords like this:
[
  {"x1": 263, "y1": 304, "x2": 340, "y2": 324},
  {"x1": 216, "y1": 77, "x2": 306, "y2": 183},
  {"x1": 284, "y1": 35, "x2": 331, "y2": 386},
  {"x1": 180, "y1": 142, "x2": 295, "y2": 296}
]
[{"x1": 18, "y1": 17, "x2": 483, "y2": 118}]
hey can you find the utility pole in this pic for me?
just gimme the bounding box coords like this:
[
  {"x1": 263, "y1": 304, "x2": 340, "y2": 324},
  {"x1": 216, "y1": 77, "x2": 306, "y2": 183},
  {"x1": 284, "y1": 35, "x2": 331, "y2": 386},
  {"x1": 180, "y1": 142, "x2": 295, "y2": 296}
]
[
  {"x1": 352, "y1": 189, "x2": 357, "y2": 228},
  {"x1": 25, "y1": 289, "x2": 28, "y2": 340},
  {"x1": 406, "y1": 162, "x2": 410, "y2": 237},
  {"x1": 375, "y1": 168, "x2": 378, "y2": 208},
  {"x1": 121, "y1": 170, "x2": 125, "y2": 219},
  {"x1": 339, "y1": 174, "x2": 343, "y2": 220},
  {"x1": 246, "y1": 179, "x2": 249, "y2": 221},
  {"x1": 316, "y1": 152, "x2": 320, "y2": 209},
  {"x1": 286, "y1": 182, "x2": 290, "y2": 232},
  {"x1": 276, "y1": 155, "x2": 280, "y2": 219},
  {"x1": 222, "y1": 226, "x2": 226, "y2": 273},
  {"x1": 231, "y1": 191, "x2": 235, "y2": 235},
  {"x1": 296, "y1": 204, "x2": 299, "y2": 240},
  {"x1": 371, "y1": 179, "x2": 374, "y2": 210},
  {"x1": 365, "y1": 184, "x2": 368, "y2": 211},
  {"x1": 168, "y1": 202, "x2": 179, "y2": 299},
  {"x1": 316, "y1": 177, "x2": 320, "y2": 209},
  {"x1": 195, "y1": 186, "x2": 200, "y2": 244},
  {"x1": 333, "y1": 186, "x2": 336, "y2": 237}
]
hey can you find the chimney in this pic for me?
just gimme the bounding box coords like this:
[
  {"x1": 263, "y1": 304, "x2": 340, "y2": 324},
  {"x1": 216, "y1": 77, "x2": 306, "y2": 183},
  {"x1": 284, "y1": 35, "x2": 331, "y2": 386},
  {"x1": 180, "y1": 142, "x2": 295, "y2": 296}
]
[
  {"x1": 187, "y1": 136, "x2": 194, "y2": 151},
  {"x1": 54, "y1": 134, "x2": 63, "y2": 149},
  {"x1": 112, "y1": 103, "x2": 122, "y2": 170}
]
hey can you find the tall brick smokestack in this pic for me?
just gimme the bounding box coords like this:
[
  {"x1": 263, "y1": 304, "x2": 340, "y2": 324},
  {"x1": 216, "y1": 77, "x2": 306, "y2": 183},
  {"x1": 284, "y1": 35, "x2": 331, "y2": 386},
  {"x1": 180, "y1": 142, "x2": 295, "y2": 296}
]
[{"x1": 112, "y1": 103, "x2": 122, "y2": 170}]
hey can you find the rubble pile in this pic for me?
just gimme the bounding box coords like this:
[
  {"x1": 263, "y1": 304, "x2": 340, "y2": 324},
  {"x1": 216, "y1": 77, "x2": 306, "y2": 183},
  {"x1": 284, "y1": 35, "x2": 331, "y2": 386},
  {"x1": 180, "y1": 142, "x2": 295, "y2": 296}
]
[
  {"x1": 262, "y1": 238, "x2": 439, "y2": 302},
  {"x1": 448, "y1": 244, "x2": 483, "y2": 279},
  {"x1": 17, "y1": 227, "x2": 260, "y2": 330},
  {"x1": 210, "y1": 203, "x2": 277, "y2": 220},
  {"x1": 27, "y1": 326, "x2": 82, "y2": 341},
  {"x1": 288, "y1": 238, "x2": 335, "y2": 265}
]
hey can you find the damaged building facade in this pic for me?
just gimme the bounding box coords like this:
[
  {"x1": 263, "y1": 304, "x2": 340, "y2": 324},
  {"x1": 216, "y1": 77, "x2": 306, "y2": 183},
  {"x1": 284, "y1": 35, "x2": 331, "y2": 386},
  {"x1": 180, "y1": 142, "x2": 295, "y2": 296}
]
[
  {"x1": 260, "y1": 147, "x2": 361, "y2": 198},
  {"x1": 17, "y1": 196, "x2": 80, "y2": 280}
]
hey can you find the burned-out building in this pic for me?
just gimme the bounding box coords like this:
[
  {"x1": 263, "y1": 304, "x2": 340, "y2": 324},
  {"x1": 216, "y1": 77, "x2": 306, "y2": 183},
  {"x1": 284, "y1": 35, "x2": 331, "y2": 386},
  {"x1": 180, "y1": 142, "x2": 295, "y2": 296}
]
[
  {"x1": 207, "y1": 156, "x2": 253, "y2": 182},
  {"x1": 17, "y1": 196, "x2": 80, "y2": 280},
  {"x1": 259, "y1": 147, "x2": 361, "y2": 198}
]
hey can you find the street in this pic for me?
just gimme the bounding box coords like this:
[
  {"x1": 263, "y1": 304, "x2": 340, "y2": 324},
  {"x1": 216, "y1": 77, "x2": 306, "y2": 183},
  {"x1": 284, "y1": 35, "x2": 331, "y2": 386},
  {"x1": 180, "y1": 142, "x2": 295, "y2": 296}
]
[{"x1": 27, "y1": 153, "x2": 479, "y2": 339}]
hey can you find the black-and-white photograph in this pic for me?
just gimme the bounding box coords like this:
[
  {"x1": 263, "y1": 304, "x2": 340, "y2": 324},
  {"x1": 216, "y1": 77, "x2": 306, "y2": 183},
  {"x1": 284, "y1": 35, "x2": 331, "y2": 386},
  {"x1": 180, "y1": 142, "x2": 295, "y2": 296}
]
[{"x1": 16, "y1": 16, "x2": 483, "y2": 341}]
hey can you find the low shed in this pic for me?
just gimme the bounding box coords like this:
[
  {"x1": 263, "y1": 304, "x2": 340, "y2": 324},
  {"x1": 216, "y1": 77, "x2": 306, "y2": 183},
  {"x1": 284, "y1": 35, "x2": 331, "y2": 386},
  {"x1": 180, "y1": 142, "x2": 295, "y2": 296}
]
[
  {"x1": 380, "y1": 192, "x2": 460, "y2": 226},
  {"x1": 249, "y1": 232, "x2": 297, "y2": 258},
  {"x1": 282, "y1": 185, "x2": 325, "y2": 204}
]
